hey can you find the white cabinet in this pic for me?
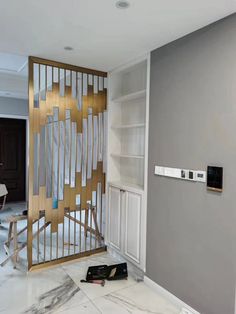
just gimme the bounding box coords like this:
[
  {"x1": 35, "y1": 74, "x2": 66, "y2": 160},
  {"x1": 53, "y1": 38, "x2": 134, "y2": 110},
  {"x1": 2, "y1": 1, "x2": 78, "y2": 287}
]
[
  {"x1": 124, "y1": 191, "x2": 141, "y2": 264},
  {"x1": 107, "y1": 55, "x2": 150, "y2": 272},
  {"x1": 108, "y1": 186, "x2": 122, "y2": 251},
  {"x1": 108, "y1": 183, "x2": 145, "y2": 270}
]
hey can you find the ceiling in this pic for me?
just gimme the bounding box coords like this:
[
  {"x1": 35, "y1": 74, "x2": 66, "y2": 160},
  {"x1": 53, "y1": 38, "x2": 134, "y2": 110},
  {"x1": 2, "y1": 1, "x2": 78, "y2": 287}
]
[
  {"x1": 0, "y1": 0, "x2": 235, "y2": 99},
  {"x1": 0, "y1": 0, "x2": 235, "y2": 72}
]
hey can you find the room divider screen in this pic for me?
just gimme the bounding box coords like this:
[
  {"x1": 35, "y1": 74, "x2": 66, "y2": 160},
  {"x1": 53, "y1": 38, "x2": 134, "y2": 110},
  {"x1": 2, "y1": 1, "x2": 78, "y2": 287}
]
[{"x1": 28, "y1": 57, "x2": 107, "y2": 270}]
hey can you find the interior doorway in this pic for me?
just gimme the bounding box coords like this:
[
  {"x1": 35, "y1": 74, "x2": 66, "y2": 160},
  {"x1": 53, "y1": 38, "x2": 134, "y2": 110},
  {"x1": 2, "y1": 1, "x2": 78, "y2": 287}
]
[{"x1": 0, "y1": 117, "x2": 26, "y2": 202}]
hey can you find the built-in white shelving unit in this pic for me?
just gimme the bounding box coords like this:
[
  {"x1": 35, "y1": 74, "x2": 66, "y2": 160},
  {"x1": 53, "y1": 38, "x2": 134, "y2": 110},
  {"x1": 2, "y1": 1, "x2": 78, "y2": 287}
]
[{"x1": 106, "y1": 55, "x2": 150, "y2": 272}]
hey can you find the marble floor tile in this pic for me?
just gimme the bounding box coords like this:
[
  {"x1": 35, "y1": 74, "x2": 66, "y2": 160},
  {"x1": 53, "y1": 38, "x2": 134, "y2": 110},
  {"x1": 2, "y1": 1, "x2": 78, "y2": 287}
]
[
  {"x1": 0, "y1": 266, "x2": 89, "y2": 314},
  {"x1": 54, "y1": 301, "x2": 100, "y2": 314},
  {"x1": 62, "y1": 252, "x2": 138, "y2": 300},
  {"x1": 92, "y1": 282, "x2": 181, "y2": 314}
]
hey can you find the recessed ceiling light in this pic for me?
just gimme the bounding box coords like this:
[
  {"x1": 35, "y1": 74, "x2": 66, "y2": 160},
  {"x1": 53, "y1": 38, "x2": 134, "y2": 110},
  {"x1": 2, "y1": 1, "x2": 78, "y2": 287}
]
[
  {"x1": 64, "y1": 46, "x2": 73, "y2": 51},
  {"x1": 116, "y1": 1, "x2": 130, "y2": 9}
]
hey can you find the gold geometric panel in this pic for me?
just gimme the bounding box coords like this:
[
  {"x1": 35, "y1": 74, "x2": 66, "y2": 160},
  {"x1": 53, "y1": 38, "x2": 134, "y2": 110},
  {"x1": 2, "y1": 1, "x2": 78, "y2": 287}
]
[{"x1": 28, "y1": 57, "x2": 107, "y2": 270}]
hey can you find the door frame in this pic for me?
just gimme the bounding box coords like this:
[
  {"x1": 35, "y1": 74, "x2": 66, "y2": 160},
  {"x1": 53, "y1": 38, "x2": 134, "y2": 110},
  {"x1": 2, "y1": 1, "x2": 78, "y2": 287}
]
[{"x1": 0, "y1": 113, "x2": 29, "y2": 202}]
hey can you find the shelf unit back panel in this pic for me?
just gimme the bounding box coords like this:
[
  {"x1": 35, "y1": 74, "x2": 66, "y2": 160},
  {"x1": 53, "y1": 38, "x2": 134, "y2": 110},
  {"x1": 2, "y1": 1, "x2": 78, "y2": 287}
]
[{"x1": 111, "y1": 61, "x2": 147, "y2": 100}]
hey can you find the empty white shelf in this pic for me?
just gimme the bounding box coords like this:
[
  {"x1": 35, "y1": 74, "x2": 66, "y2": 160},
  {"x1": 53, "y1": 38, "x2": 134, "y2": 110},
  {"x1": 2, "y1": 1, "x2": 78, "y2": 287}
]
[
  {"x1": 112, "y1": 89, "x2": 146, "y2": 103},
  {"x1": 111, "y1": 153, "x2": 144, "y2": 159},
  {"x1": 111, "y1": 123, "x2": 145, "y2": 129},
  {"x1": 109, "y1": 181, "x2": 144, "y2": 193}
]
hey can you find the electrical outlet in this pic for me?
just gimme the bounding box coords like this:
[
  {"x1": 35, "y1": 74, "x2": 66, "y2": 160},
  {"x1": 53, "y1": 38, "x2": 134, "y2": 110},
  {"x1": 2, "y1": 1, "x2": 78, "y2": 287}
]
[{"x1": 180, "y1": 308, "x2": 194, "y2": 314}]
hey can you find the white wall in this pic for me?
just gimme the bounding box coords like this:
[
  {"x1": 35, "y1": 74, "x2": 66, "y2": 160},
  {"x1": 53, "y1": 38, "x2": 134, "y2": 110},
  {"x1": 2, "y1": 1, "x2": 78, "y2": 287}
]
[{"x1": 0, "y1": 96, "x2": 28, "y2": 117}]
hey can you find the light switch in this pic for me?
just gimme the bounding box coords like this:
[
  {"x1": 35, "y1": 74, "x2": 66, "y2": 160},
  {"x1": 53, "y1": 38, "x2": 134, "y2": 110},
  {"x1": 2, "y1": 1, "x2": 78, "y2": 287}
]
[{"x1": 196, "y1": 171, "x2": 206, "y2": 182}]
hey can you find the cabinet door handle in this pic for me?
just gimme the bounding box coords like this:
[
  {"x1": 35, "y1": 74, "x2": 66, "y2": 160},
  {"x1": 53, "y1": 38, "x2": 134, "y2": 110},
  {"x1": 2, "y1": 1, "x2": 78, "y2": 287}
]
[
  {"x1": 0, "y1": 162, "x2": 3, "y2": 166},
  {"x1": 120, "y1": 189, "x2": 125, "y2": 193}
]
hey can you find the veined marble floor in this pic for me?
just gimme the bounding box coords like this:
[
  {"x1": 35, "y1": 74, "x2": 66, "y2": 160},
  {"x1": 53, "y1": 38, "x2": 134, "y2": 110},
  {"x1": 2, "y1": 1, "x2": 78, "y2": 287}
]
[{"x1": 0, "y1": 204, "x2": 181, "y2": 314}]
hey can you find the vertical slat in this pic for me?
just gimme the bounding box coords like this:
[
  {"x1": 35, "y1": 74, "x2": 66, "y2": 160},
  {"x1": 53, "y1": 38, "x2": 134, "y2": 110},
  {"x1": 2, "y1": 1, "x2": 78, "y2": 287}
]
[
  {"x1": 97, "y1": 182, "x2": 102, "y2": 241},
  {"x1": 47, "y1": 66, "x2": 53, "y2": 91},
  {"x1": 70, "y1": 122, "x2": 77, "y2": 188},
  {"x1": 59, "y1": 68, "x2": 65, "y2": 97},
  {"x1": 46, "y1": 116, "x2": 53, "y2": 198},
  {"x1": 93, "y1": 75, "x2": 98, "y2": 94},
  {"x1": 93, "y1": 116, "x2": 98, "y2": 170},
  {"x1": 40, "y1": 64, "x2": 46, "y2": 100},
  {"x1": 98, "y1": 113, "x2": 103, "y2": 162},
  {"x1": 83, "y1": 73, "x2": 88, "y2": 96},
  {"x1": 53, "y1": 107, "x2": 59, "y2": 207},
  {"x1": 82, "y1": 119, "x2": 87, "y2": 187},
  {"x1": 53, "y1": 67, "x2": 59, "y2": 83},
  {"x1": 33, "y1": 133, "x2": 40, "y2": 195},
  {"x1": 65, "y1": 109, "x2": 71, "y2": 185},
  {"x1": 99, "y1": 76, "x2": 103, "y2": 91},
  {"x1": 77, "y1": 72, "x2": 82, "y2": 111},
  {"x1": 87, "y1": 108, "x2": 93, "y2": 179},
  {"x1": 66, "y1": 70, "x2": 71, "y2": 86},
  {"x1": 39, "y1": 126, "x2": 46, "y2": 186},
  {"x1": 88, "y1": 74, "x2": 93, "y2": 86},
  {"x1": 58, "y1": 121, "x2": 65, "y2": 200},
  {"x1": 72, "y1": 71, "x2": 77, "y2": 98},
  {"x1": 33, "y1": 63, "x2": 39, "y2": 108},
  {"x1": 76, "y1": 133, "x2": 82, "y2": 172},
  {"x1": 103, "y1": 111, "x2": 108, "y2": 173}
]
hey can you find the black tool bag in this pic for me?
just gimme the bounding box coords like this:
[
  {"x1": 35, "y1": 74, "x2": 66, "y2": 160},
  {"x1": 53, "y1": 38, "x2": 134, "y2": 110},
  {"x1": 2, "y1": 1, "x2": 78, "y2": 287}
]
[
  {"x1": 86, "y1": 265, "x2": 109, "y2": 281},
  {"x1": 85, "y1": 263, "x2": 128, "y2": 281},
  {"x1": 107, "y1": 263, "x2": 128, "y2": 280}
]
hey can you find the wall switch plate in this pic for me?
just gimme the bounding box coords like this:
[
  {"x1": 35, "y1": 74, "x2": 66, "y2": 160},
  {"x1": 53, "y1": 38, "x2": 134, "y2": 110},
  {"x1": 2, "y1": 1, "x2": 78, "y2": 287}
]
[
  {"x1": 196, "y1": 171, "x2": 206, "y2": 182},
  {"x1": 180, "y1": 308, "x2": 194, "y2": 314}
]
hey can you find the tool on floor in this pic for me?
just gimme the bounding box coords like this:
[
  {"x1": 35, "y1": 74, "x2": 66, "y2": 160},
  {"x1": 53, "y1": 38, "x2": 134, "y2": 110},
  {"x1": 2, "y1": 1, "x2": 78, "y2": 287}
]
[
  {"x1": 80, "y1": 263, "x2": 128, "y2": 287},
  {"x1": 80, "y1": 279, "x2": 106, "y2": 287}
]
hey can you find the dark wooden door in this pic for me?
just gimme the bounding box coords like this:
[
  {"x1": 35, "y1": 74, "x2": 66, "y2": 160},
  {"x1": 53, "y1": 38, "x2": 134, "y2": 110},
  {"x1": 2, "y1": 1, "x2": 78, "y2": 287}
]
[{"x1": 0, "y1": 118, "x2": 26, "y2": 202}]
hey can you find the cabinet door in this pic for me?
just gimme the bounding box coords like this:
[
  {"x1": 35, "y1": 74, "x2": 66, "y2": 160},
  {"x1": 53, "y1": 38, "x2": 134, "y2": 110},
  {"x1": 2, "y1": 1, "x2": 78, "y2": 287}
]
[
  {"x1": 124, "y1": 191, "x2": 141, "y2": 264},
  {"x1": 108, "y1": 186, "x2": 121, "y2": 251}
]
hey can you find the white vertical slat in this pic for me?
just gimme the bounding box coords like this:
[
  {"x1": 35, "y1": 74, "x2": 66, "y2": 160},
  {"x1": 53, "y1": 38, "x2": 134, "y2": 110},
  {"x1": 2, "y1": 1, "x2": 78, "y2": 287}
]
[
  {"x1": 83, "y1": 73, "x2": 88, "y2": 96},
  {"x1": 87, "y1": 108, "x2": 93, "y2": 179},
  {"x1": 93, "y1": 75, "x2": 98, "y2": 94},
  {"x1": 40, "y1": 64, "x2": 46, "y2": 100},
  {"x1": 58, "y1": 121, "x2": 65, "y2": 200},
  {"x1": 77, "y1": 72, "x2": 82, "y2": 111},
  {"x1": 53, "y1": 67, "x2": 59, "y2": 83},
  {"x1": 103, "y1": 111, "x2": 107, "y2": 173},
  {"x1": 66, "y1": 70, "x2": 71, "y2": 86},
  {"x1": 93, "y1": 116, "x2": 98, "y2": 170},
  {"x1": 47, "y1": 66, "x2": 53, "y2": 91},
  {"x1": 98, "y1": 113, "x2": 103, "y2": 161},
  {"x1": 88, "y1": 74, "x2": 93, "y2": 86},
  {"x1": 59, "y1": 68, "x2": 65, "y2": 97},
  {"x1": 72, "y1": 71, "x2": 77, "y2": 98},
  {"x1": 70, "y1": 122, "x2": 77, "y2": 188},
  {"x1": 76, "y1": 133, "x2": 82, "y2": 173},
  {"x1": 99, "y1": 76, "x2": 103, "y2": 91},
  {"x1": 82, "y1": 119, "x2": 87, "y2": 187},
  {"x1": 64, "y1": 109, "x2": 71, "y2": 184}
]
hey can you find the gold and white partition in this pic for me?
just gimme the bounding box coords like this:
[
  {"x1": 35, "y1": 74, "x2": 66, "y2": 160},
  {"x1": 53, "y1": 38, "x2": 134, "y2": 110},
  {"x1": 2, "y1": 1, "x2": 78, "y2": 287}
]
[{"x1": 28, "y1": 57, "x2": 107, "y2": 270}]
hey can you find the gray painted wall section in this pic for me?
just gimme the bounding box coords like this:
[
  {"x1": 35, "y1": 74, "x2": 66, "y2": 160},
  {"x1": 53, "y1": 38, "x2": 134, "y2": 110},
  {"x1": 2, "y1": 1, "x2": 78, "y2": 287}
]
[
  {"x1": 147, "y1": 14, "x2": 236, "y2": 314},
  {"x1": 0, "y1": 96, "x2": 28, "y2": 116}
]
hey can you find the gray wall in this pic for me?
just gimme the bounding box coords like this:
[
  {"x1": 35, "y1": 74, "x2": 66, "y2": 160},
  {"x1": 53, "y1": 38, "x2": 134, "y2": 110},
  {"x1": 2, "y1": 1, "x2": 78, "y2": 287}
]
[
  {"x1": 0, "y1": 97, "x2": 28, "y2": 116},
  {"x1": 147, "y1": 14, "x2": 236, "y2": 314}
]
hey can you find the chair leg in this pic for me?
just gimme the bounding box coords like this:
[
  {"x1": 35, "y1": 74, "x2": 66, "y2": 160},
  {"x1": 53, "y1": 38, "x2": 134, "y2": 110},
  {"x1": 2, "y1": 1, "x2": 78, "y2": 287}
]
[{"x1": 13, "y1": 221, "x2": 18, "y2": 268}]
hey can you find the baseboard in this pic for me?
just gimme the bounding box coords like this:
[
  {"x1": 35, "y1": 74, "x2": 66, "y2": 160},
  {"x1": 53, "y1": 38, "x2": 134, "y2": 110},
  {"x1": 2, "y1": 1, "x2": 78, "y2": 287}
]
[{"x1": 144, "y1": 276, "x2": 200, "y2": 314}]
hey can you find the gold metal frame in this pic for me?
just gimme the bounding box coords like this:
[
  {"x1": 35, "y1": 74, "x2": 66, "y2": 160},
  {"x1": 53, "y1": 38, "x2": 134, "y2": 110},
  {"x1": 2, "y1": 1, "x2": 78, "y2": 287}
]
[{"x1": 28, "y1": 56, "x2": 107, "y2": 271}]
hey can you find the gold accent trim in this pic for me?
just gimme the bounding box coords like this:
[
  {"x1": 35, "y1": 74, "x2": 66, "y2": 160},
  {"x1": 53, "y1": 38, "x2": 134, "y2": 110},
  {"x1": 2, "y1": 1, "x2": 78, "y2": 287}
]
[{"x1": 29, "y1": 247, "x2": 106, "y2": 271}]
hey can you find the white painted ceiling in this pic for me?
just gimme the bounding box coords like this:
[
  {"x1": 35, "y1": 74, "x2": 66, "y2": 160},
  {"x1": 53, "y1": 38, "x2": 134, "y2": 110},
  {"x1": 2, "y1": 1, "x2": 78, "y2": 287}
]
[
  {"x1": 0, "y1": 0, "x2": 235, "y2": 99},
  {"x1": 0, "y1": 0, "x2": 235, "y2": 72}
]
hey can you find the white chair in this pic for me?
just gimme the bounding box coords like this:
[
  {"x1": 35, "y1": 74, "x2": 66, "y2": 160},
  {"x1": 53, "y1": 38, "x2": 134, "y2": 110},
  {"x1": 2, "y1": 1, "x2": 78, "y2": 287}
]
[{"x1": 0, "y1": 184, "x2": 8, "y2": 228}]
